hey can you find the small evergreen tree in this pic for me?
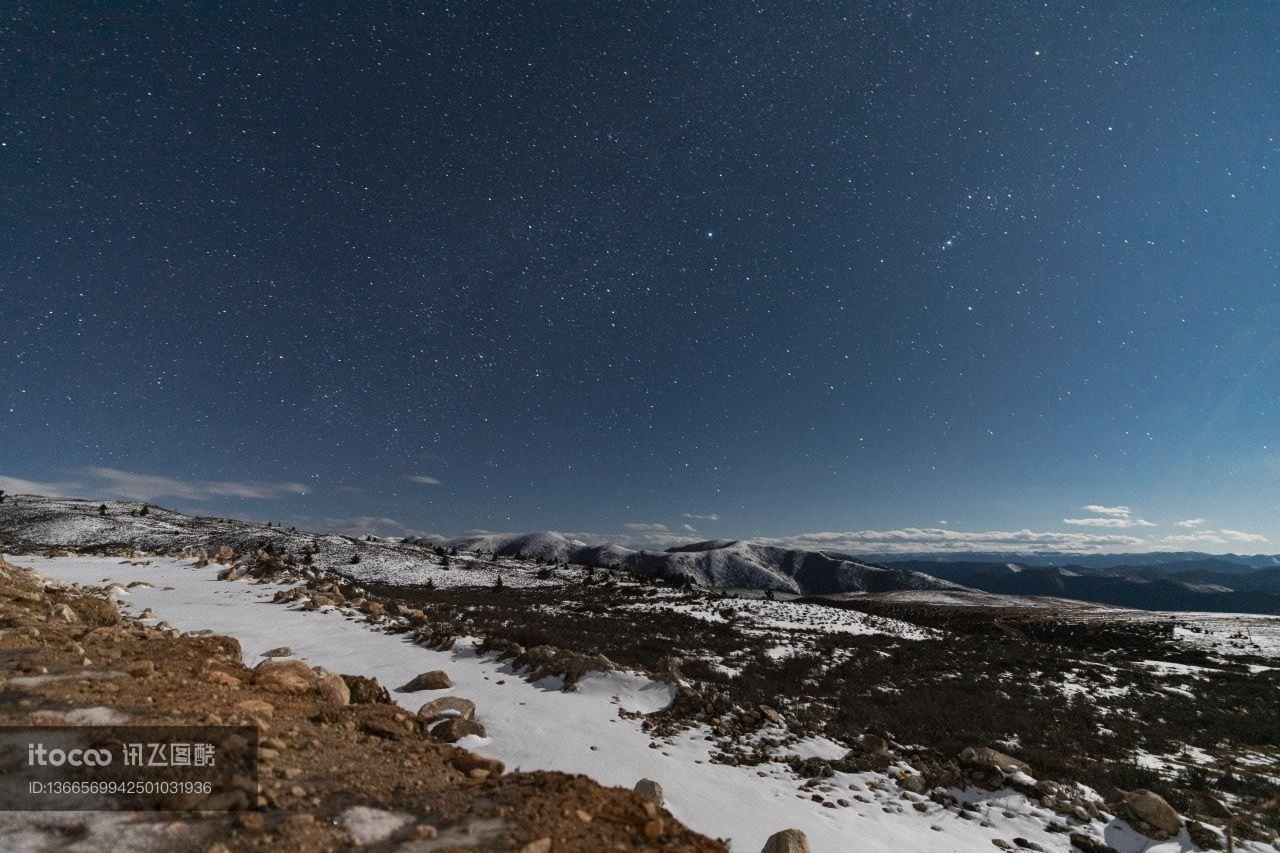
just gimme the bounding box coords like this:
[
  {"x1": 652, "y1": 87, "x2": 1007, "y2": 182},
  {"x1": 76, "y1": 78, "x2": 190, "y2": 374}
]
[
  {"x1": 139, "y1": 505, "x2": 149, "y2": 517},
  {"x1": 349, "y1": 553, "x2": 361, "y2": 564},
  {"x1": 98, "y1": 503, "x2": 108, "y2": 516}
]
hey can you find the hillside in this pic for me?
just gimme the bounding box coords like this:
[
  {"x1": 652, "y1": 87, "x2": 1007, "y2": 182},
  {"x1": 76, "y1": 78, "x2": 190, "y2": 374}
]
[{"x1": 0, "y1": 497, "x2": 958, "y2": 597}]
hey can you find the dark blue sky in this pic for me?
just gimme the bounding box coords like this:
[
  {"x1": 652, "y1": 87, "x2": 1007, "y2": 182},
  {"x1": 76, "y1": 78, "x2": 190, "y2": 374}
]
[{"x1": 3, "y1": 2, "x2": 1278, "y2": 553}]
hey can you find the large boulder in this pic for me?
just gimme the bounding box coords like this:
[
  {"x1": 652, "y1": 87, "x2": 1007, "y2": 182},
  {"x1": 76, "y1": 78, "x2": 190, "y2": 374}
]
[
  {"x1": 253, "y1": 659, "x2": 316, "y2": 694},
  {"x1": 1121, "y1": 789, "x2": 1181, "y2": 838},
  {"x1": 634, "y1": 779, "x2": 664, "y2": 809},
  {"x1": 314, "y1": 669, "x2": 351, "y2": 707},
  {"x1": 958, "y1": 746, "x2": 1032, "y2": 776},
  {"x1": 430, "y1": 718, "x2": 485, "y2": 743},
  {"x1": 401, "y1": 670, "x2": 452, "y2": 692},
  {"x1": 761, "y1": 828, "x2": 811, "y2": 853},
  {"x1": 416, "y1": 696, "x2": 475, "y2": 723}
]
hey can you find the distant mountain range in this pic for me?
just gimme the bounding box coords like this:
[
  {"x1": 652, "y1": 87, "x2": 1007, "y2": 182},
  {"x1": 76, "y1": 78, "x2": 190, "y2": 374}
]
[
  {"x1": 5, "y1": 495, "x2": 1280, "y2": 612},
  {"x1": 407, "y1": 532, "x2": 961, "y2": 596},
  {"x1": 882, "y1": 560, "x2": 1280, "y2": 614},
  {"x1": 857, "y1": 551, "x2": 1280, "y2": 570}
]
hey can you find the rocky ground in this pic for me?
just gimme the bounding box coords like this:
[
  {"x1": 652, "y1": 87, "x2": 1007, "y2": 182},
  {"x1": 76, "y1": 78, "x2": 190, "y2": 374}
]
[
  {"x1": 0, "y1": 556, "x2": 723, "y2": 852},
  {"x1": 3, "y1": 496, "x2": 1280, "y2": 851}
]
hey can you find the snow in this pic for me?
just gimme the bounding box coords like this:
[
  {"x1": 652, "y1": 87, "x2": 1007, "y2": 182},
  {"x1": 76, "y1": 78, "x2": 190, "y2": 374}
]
[
  {"x1": 339, "y1": 806, "x2": 415, "y2": 845},
  {"x1": 14, "y1": 554, "x2": 1275, "y2": 853}
]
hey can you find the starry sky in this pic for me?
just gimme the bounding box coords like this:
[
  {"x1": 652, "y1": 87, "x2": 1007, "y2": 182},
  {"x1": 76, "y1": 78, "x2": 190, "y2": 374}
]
[{"x1": 3, "y1": 2, "x2": 1278, "y2": 554}]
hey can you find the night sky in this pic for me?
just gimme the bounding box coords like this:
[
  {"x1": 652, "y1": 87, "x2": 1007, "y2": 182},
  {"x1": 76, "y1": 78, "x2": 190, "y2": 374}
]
[{"x1": 3, "y1": 2, "x2": 1278, "y2": 553}]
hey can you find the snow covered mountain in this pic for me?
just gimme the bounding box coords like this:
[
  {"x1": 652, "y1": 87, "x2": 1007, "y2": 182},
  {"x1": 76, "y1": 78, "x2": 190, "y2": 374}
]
[
  {"x1": 405, "y1": 530, "x2": 960, "y2": 595},
  {"x1": 2, "y1": 496, "x2": 959, "y2": 597}
]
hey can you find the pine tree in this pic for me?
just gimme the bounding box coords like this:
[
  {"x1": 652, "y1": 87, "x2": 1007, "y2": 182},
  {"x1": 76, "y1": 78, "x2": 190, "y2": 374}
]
[{"x1": 98, "y1": 503, "x2": 108, "y2": 516}]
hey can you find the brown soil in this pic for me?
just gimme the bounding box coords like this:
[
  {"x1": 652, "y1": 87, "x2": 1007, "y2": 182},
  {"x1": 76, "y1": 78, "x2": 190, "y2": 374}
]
[{"x1": 0, "y1": 557, "x2": 725, "y2": 852}]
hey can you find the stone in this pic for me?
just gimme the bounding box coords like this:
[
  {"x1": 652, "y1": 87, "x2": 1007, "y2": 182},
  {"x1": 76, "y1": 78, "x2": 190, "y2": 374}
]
[
  {"x1": 958, "y1": 746, "x2": 1032, "y2": 776},
  {"x1": 759, "y1": 705, "x2": 783, "y2": 724},
  {"x1": 261, "y1": 646, "x2": 292, "y2": 658},
  {"x1": 1068, "y1": 833, "x2": 1117, "y2": 853},
  {"x1": 1123, "y1": 789, "x2": 1180, "y2": 837},
  {"x1": 520, "y1": 839, "x2": 552, "y2": 853},
  {"x1": 314, "y1": 669, "x2": 351, "y2": 707},
  {"x1": 234, "y1": 699, "x2": 275, "y2": 717},
  {"x1": 761, "y1": 828, "x2": 811, "y2": 853},
  {"x1": 634, "y1": 778, "x2": 664, "y2": 808},
  {"x1": 401, "y1": 670, "x2": 452, "y2": 692},
  {"x1": 416, "y1": 696, "x2": 476, "y2": 723},
  {"x1": 51, "y1": 603, "x2": 78, "y2": 623},
  {"x1": 253, "y1": 659, "x2": 316, "y2": 694},
  {"x1": 358, "y1": 706, "x2": 417, "y2": 740},
  {"x1": 342, "y1": 674, "x2": 391, "y2": 704},
  {"x1": 453, "y1": 752, "x2": 504, "y2": 776},
  {"x1": 430, "y1": 717, "x2": 485, "y2": 743}
]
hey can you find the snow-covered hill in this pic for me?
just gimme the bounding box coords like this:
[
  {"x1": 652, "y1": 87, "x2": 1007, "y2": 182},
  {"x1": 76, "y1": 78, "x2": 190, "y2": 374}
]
[{"x1": 1, "y1": 497, "x2": 960, "y2": 597}]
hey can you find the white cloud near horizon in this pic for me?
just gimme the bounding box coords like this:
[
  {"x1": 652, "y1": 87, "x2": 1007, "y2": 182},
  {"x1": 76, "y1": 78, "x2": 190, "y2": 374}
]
[
  {"x1": 682, "y1": 512, "x2": 720, "y2": 521},
  {"x1": 623, "y1": 522, "x2": 669, "y2": 533},
  {"x1": 1220, "y1": 529, "x2": 1269, "y2": 544},
  {"x1": 1083, "y1": 505, "x2": 1133, "y2": 517},
  {"x1": 0, "y1": 474, "x2": 86, "y2": 498},
  {"x1": 406, "y1": 474, "x2": 444, "y2": 486},
  {"x1": 1174, "y1": 518, "x2": 1206, "y2": 528},
  {"x1": 83, "y1": 467, "x2": 308, "y2": 501},
  {"x1": 1063, "y1": 504, "x2": 1155, "y2": 528}
]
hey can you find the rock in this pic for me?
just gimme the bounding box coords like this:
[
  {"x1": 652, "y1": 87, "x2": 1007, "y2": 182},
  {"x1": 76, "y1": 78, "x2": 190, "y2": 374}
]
[
  {"x1": 1068, "y1": 833, "x2": 1117, "y2": 853},
  {"x1": 643, "y1": 819, "x2": 665, "y2": 840},
  {"x1": 341, "y1": 674, "x2": 391, "y2": 704},
  {"x1": 51, "y1": 603, "x2": 78, "y2": 623},
  {"x1": 521, "y1": 839, "x2": 552, "y2": 853},
  {"x1": 360, "y1": 600, "x2": 385, "y2": 617},
  {"x1": 358, "y1": 706, "x2": 418, "y2": 740},
  {"x1": 430, "y1": 718, "x2": 485, "y2": 743},
  {"x1": 634, "y1": 778, "x2": 664, "y2": 809},
  {"x1": 759, "y1": 705, "x2": 783, "y2": 724},
  {"x1": 452, "y1": 752, "x2": 504, "y2": 777},
  {"x1": 1122, "y1": 789, "x2": 1180, "y2": 837},
  {"x1": 416, "y1": 696, "x2": 475, "y2": 723},
  {"x1": 234, "y1": 699, "x2": 275, "y2": 717},
  {"x1": 401, "y1": 670, "x2": 452, "y2": 692},
  {"x1": 261, "y1": 646, "x2": 292, "y2": 658},
  {"x1": 959, "y1": 746, "x2": 1032, "y2": 776},
  {"x1": 203, "y1": 668, "x2": 242, "y2": 687},
  {"x1": 213, "y1": 545, "x2": 236, "y2": 563},
  {"x1": 253, "y1": 659, "x2": 316, "y2": 694},
  {"x1": 314, "y1": 669, "x2": 351, "y2": 707},
  {"x1": 761, "y1": 828, "x2": 811, "y2": 853}
]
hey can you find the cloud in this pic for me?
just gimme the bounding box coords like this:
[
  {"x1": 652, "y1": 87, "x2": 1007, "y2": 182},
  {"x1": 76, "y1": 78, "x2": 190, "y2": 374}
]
[
  {"x1": 682, "y1": 512, "x2": 720, "y2": 521},
  {"x1": 303, "y1": 515, "x2": 432, "y2": 537},
  {"x1": 406, "y1": 474, "x2": 444, "y2": 486},
  {"x1": 1083, "y1": 505, "x2": 1133, "y2": 517},
  {"x1": 0, "y1": 474, "x2": 86, "y2": 498},
  {"x1": 83, "y1": 467, "x2": 308, "y2": 501},
  {"x1": 681, "y1": 523, "x2": 698, "y2": 533},
  {"x1": 623, "y1": 522, "x2": 669, "y2": 533},
  {"x1": 1062, "y1": 516, "x2": 1156, "y2": 528},
  {"x1": 1220, "y1": 529, "x2": 1269, "y2": 544},
  {"x1": 1063, "y1": 504, "x2": 1155, "y2": 528},
  {"x1": 1162, "y1": 532, "x2": 1229, "y2": 546},
  {"x1": 753, "y1": 527, "x2": 1149, "y2": 555},
  {"x1": 1174, "y1": 518, "x2": 1206, "y2": 528}
]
